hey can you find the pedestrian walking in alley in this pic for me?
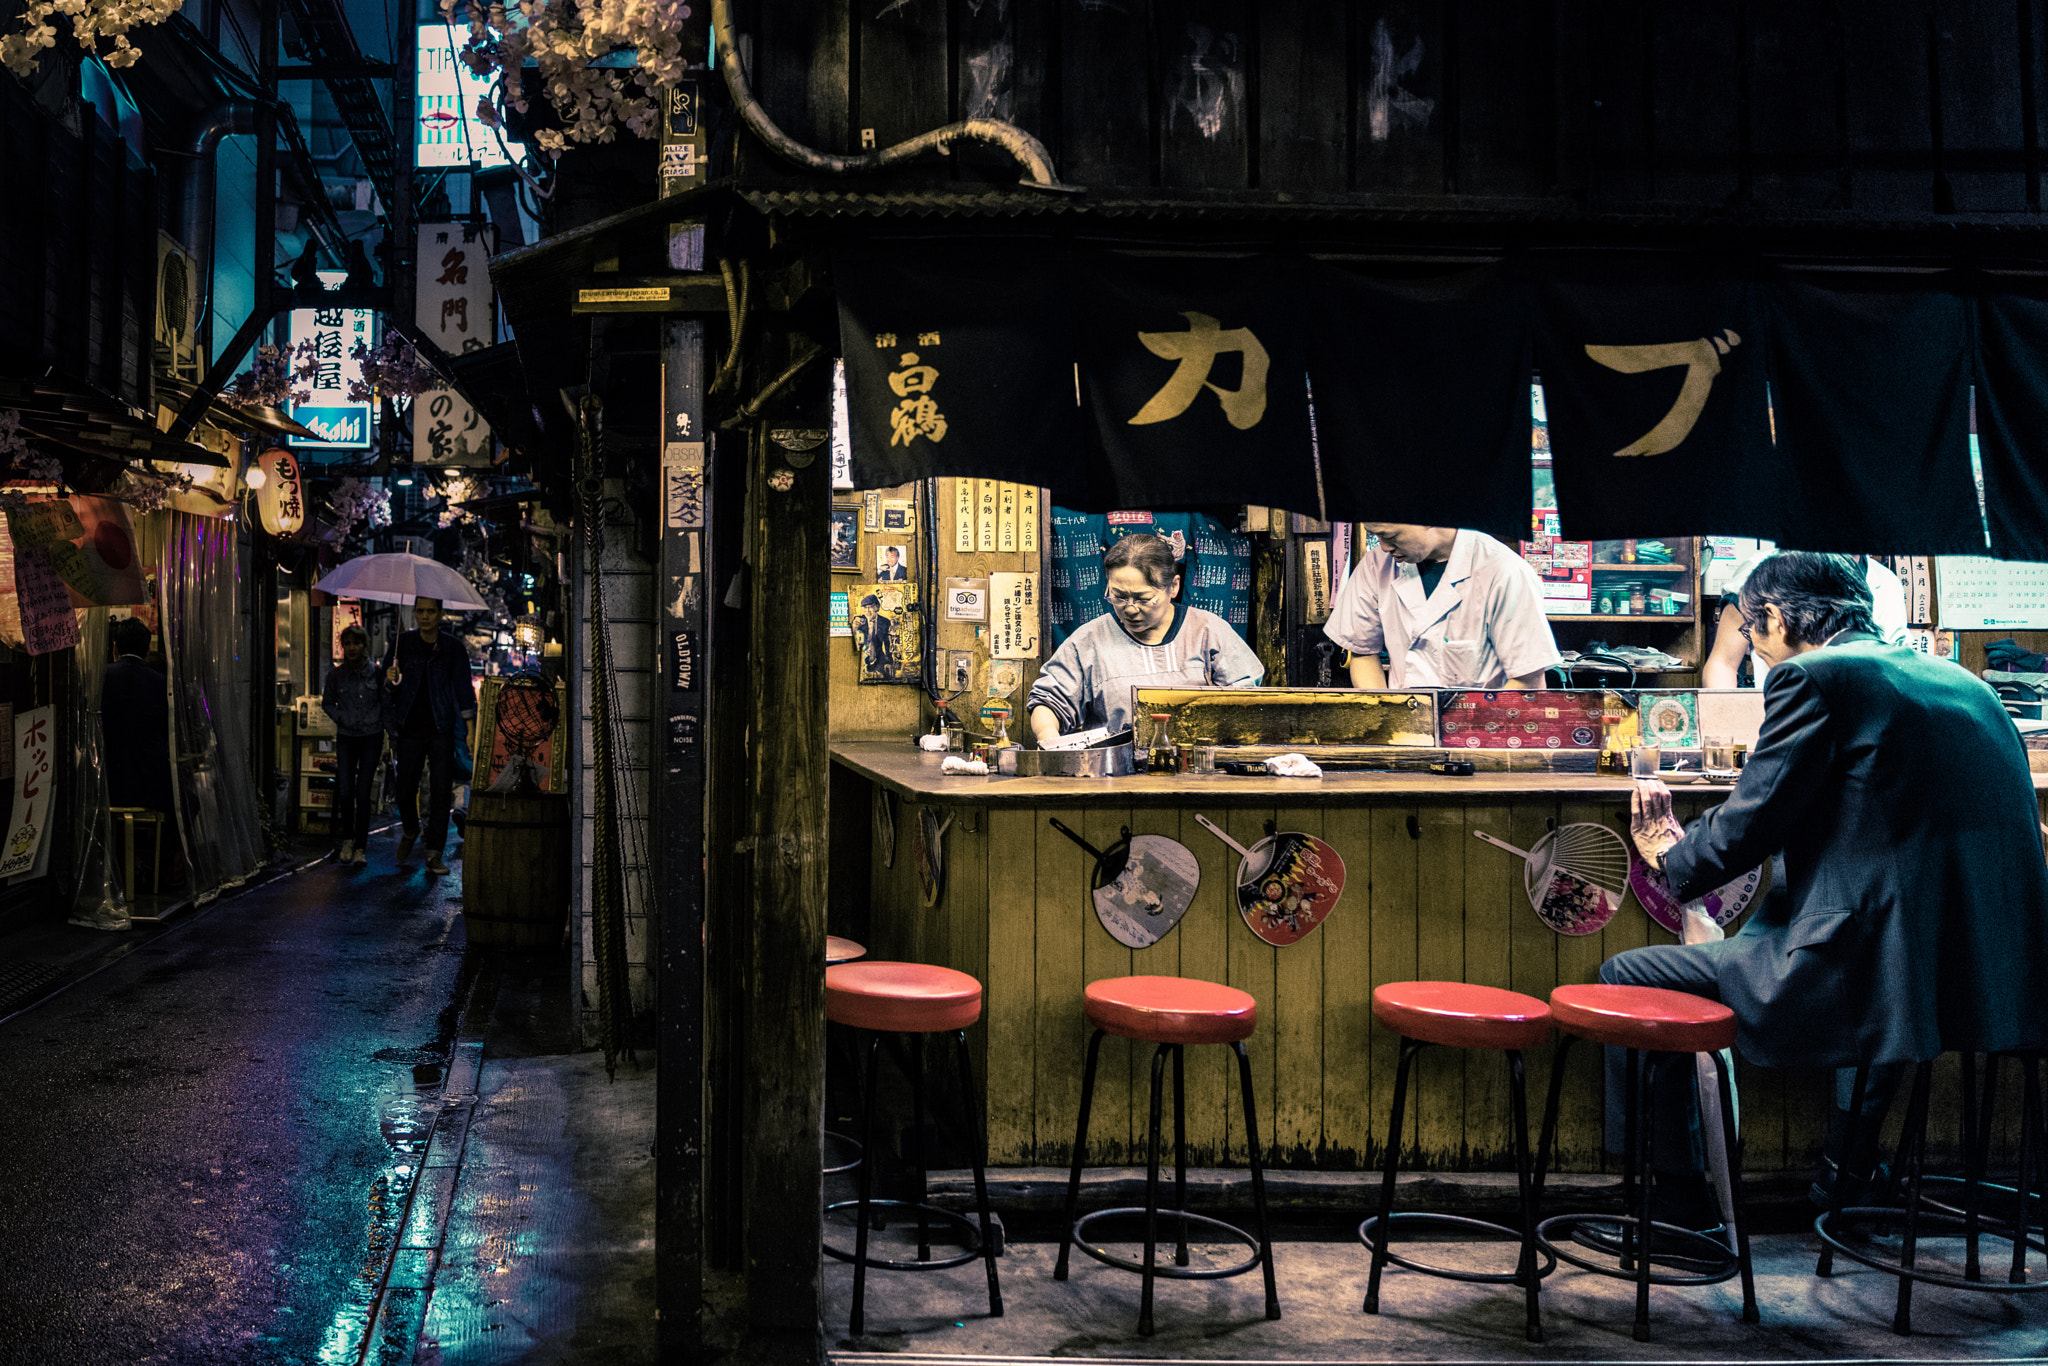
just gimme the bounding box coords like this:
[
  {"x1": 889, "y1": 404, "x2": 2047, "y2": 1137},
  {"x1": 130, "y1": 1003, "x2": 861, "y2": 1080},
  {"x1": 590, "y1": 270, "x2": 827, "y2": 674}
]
[
  {"x1": 382, "y1": 597, "x2": 474, "y2": 876},
  {"x1": 323, "y1": 624, "x2": 383, "y2": 866}
]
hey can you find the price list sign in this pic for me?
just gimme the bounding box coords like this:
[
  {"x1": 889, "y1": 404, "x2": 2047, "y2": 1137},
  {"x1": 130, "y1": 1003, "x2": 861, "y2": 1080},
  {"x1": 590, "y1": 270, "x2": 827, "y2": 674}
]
[{"x1": 1934, "y1": 557, "x2": 2048, "y2": 630}]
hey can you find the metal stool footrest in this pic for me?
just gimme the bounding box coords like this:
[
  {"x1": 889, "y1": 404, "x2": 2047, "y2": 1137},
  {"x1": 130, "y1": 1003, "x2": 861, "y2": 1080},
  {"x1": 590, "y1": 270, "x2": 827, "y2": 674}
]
[
  {"x1": 822, "y1": 1129, "x2": 863, "y2": 1178},
  {"x1": 1359, "y1": 1211, "x2": 1558, "y2": 1285},
  {"x1": 1816, "y1": 1206, "x2": 2048, "y2": 1292},
  {"x1": 823, "y1": 1199, "x2": 985, "y2": 1271},
  {"x1": 1911, "y1": 1176, "x2": 2047, "y2": 1256},
  {"x1": 1536, "y1": 1213, "x2": 1743, "y2": 1288},
  {"x1": 1070, "y1": 1206, "x2": 1265, "y2": 1281}
]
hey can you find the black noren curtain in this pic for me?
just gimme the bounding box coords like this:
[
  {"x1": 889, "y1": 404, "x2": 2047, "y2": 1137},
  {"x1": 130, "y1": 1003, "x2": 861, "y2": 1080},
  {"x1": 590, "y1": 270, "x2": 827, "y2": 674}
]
[
  {"x1": 833, "y1": 244, "x2": 1082, "y2": 490},
  {"x1": 1535, "y1": 262, "x2": 1777, "y2": 542},
  {"x1": 1969, "y1": 291, "x2": 2048, "y2": 561},
  {"x1": 1764, "y1": 281, "x2": 1982, "y2": 555},
  {"x1": 1070, "y1": 255, "x2": 1320, "y2": 514},
  {"x1": 1305, "y1": 265, "x2": 1533, "y2": 545}
]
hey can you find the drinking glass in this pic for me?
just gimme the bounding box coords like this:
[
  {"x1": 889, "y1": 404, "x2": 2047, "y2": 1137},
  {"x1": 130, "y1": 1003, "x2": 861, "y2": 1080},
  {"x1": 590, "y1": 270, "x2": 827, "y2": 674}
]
[
  {"x1": 1628, "y1": 745, "x2": 1662, "y2": 780},
  {"x1": 1703, "y1": 735, "x2": 1738, "y2": 773}
]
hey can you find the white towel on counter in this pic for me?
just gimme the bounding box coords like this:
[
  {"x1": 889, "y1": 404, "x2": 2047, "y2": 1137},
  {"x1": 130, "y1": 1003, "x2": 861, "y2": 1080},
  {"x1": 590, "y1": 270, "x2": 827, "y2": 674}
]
[
  {"x1": 940, "y1": 756, "x2": 989, "y2": 775},
  {"x1": 1264, "y1": 753, "x2": 1323, "y2": 778}
]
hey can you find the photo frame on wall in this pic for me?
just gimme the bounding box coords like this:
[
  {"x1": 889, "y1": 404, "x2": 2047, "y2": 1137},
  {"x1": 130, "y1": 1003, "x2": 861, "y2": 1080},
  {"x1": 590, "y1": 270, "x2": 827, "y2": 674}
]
[
  {"x1": 875, "y1": 544, "x2": 910, "y2": 580},
  {"x1": 829, "y1": 507, "x2": 860, "y2": 571}
]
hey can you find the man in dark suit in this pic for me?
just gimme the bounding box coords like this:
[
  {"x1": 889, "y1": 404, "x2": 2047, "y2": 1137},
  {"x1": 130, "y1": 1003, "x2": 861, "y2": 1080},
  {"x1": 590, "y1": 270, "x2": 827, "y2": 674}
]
[
  {"x1": 877, "y1": 546, "x2": 908, "y2": 581},
  {"x1": 1611, "y1": 551, "x2": 2048, "y2": 1244},
  {"x1": 103, "y1": 616, "x2": 174, "y2": 814}
]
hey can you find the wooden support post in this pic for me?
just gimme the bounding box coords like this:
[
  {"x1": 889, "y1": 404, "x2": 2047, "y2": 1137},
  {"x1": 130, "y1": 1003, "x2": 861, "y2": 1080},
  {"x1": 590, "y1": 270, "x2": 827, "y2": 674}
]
[
  {"x1": 657, "y1": 319, "x2": 710, "y2": 1357},
  {"x1": 743, "y1": 338, "x2": 830, "y2": 1347}
]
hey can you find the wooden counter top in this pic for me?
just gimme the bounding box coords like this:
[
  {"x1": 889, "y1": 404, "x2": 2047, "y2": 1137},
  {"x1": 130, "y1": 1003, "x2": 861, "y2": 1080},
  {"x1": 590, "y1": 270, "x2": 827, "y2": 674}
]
[{"x1": 835, "y1": 741, "x2": 1696, "y2": 805}]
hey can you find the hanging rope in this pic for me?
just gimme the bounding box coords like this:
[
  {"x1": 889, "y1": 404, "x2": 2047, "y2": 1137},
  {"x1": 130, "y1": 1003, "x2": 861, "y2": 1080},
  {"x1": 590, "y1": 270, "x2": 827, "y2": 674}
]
[{"x1": 579, "y1": 395, "x2": 635, "y2": 1078}]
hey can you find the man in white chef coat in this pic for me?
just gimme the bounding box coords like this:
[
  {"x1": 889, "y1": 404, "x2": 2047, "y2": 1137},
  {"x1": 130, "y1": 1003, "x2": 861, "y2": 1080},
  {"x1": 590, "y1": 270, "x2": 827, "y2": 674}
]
[{"x1": 1325, "y1": 524, "x2": 1563, "y2": 690}]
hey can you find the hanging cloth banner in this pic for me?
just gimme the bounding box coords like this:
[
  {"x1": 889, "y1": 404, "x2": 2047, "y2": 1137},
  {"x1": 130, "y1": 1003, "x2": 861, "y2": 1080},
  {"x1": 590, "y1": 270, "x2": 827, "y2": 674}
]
[
  {"x1": 1073, "y1": 256, "x2": 1319, "y2": 516},
  {"x1": 834, "y1": 245, "x2": 1082, "y2": 490},
  {"x1": 58, "y1": 496, "x2": 149, "y2": 607},
  {"x1": 1534, "y1": 265, "x2": 1777, "y2": 542},
  {"x1": 1967, "y1": 291, "x2": 2048, "y2": 560},
  {"x1": 1304, "y1": 265, "x2": 1534, "y2": 546},
  {"x1": 1764, "y1": 282, "x2": 1981, "y2": 555}
]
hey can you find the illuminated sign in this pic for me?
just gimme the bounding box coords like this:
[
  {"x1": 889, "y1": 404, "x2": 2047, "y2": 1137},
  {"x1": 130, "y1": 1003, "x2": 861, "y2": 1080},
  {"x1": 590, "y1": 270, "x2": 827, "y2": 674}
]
[
  {"x1": 255, "y1": 448, "x2": 305, "y2": 536},
  {"x1": 287, "y1": 308, "x2": 374, "y2": 450},
  {"x1": 417, "y1": 24, "x2": 522, "y2": 169}
]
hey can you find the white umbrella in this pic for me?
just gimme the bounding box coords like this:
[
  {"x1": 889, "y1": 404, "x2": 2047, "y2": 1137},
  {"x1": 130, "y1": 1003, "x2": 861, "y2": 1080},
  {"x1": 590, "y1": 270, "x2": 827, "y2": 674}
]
[{"x1": 313, "y1": 552, "x2": 488, "y2": 610}]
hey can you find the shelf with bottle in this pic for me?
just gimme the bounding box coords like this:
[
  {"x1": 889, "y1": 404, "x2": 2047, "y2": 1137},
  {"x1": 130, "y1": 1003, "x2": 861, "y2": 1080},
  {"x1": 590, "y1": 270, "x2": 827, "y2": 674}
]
[{"x1": 1550, "y1": 613, "x2": 1696, "y2": 623}]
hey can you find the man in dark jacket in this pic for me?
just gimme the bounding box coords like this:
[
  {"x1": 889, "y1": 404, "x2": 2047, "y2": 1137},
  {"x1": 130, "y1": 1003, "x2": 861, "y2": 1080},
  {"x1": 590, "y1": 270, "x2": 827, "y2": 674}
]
[
  {"x1": 382, "y1": 597, "x2": 474, "y2": 875},
  {"x1": 1614, "y1": 552, "x2": 2048, "y2": 1243},
  {"x1": 104, "y1": 616, "x2": 174, "y2": 813}
]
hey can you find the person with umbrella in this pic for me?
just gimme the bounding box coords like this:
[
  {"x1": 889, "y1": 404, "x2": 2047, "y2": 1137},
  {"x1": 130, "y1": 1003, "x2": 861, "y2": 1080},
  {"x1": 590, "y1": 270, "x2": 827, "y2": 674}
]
[{"x1": 381, "y1": 596, "x2": 474, "y2": 875}]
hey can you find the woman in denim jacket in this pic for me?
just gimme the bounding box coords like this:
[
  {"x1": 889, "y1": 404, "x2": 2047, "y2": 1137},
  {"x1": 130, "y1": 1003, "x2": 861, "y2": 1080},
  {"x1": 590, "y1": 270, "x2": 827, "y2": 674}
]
[{"x1": 322, "y1": 624, "x2": 383, "y2": 865}]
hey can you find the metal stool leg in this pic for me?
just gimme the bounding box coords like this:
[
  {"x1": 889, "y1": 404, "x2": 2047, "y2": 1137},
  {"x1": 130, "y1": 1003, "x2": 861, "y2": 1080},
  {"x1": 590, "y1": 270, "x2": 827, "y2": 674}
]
[
  {"x1": 150, "y1": 815, "x2": 162, "y2": 895},
  {"x1": 1818, "y1": 1065, "x2": 1872, "y2": 1278},
  {"x1": 1363, "y1": 1036, "x2": 1419, "y2": 1314},
  {"x1": 849, "y1": 1032, "x2": 883, "y2": 1337},
  {"x1": 1713, "y1": 1050, "x2": 1760, "y2": 1323},
  {"x1": 1173, "y1": 1044, "x2": 1190, "y2": 1267},
  {"x1": 1508, "y1": 1048, "x2": 1543, "y2": 1343},
  {"x1": 1234, "y1": 1039, "x2": 1282, "y2": 1321},
  {"x1": 1138, "y1": 1042, "x2": 1169, "y2": 1337},
  {"x1": 1632, "y1": 1053, "x2": 1660, "y2": 1342},
  {"x1": 1892, "y1": 1060, "x2": 1936, "y2": 1336},
  {"x1": 2015, "y1": 1057, "x2": 2041, "y2": 1286},
  {"x1": 1621, "y1": 1047, "x2": 1641, "y2": 1275},
  {"x1": 1053, "y1": 1029, "x2": 1106, "y2": 1281},
  {"x1": 912, "y1": 1032, "x2": 931, "y2": 1262},
  {"x1": 1963, "y1": 1054, "x2": 1990, "y2": 1283},
  {"x1": 1533, "y1": 1035, "x2": 1576, "y2": 1210},
  {"x1": 953, "y1": 1030, "x2": 1003, "y2": 1318}
]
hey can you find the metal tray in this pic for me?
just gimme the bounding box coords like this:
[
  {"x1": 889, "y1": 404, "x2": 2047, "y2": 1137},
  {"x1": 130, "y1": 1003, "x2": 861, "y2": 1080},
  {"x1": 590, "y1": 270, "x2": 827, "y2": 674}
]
[{"x1": 998, "y1": 743, "x2": 1139, "y2": 778}]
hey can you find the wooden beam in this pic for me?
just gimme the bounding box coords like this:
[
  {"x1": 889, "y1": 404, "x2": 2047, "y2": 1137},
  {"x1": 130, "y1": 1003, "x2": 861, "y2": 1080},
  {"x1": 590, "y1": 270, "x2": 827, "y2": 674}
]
[{"x1": 743, "y1": 330, "x2": 830, "y2": 1347}]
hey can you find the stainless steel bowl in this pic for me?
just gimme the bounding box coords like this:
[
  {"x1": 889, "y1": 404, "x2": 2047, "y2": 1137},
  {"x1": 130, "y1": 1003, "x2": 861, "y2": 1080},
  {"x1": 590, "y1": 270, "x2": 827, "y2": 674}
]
[{"x1": 997, "y1": 743, "x2": 1138, "y2": 777}]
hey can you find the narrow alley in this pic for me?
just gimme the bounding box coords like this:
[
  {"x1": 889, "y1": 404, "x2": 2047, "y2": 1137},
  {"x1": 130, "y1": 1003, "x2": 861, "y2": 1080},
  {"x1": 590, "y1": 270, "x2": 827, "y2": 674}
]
[{"x1": 0, "y1": 836, "x2": 654, "y2": 1366}]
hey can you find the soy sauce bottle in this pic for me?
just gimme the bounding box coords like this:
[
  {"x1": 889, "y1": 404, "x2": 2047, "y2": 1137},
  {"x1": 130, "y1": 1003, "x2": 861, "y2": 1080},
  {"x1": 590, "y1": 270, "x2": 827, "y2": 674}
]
[{"x1": 1147, "y1": 713, "x2": 1179, "y2": 775}]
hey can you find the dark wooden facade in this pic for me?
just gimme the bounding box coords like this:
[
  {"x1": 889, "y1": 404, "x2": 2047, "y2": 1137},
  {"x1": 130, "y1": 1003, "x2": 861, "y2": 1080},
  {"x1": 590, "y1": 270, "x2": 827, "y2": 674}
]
[{"x1": 739, "y1": 1, "x2": 2048, "y2": 234}]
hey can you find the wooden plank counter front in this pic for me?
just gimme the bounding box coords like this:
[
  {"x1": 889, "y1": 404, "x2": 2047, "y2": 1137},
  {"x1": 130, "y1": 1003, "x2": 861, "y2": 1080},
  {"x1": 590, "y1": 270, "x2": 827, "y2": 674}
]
[{"x1": 832, "y1": 741, "x2": 2048, "y2": 1178}]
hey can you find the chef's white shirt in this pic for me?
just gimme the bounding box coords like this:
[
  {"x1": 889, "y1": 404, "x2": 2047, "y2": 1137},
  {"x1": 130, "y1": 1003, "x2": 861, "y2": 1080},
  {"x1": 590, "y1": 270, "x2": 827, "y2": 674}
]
[{"x1": 1323, "y1": 529, "x2": 1564, "y2": 689}]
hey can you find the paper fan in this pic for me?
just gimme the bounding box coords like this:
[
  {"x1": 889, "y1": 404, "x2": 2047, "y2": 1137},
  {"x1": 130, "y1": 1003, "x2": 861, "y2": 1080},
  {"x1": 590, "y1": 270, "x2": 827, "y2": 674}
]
[{"x1": 1474, "y1": 822, "x2": 1633, "y2": 935}]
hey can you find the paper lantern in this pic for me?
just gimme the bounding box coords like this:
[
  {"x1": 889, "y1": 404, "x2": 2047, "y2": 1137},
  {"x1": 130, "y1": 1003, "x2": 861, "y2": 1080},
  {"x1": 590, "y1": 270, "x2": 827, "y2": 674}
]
[{"x1": 255, "y1": 447, "x2": 305, "y2": 536}]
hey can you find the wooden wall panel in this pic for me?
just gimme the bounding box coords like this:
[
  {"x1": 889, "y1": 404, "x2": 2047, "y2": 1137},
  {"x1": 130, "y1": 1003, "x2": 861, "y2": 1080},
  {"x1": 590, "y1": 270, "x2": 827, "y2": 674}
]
[
  {"x1": 1176, "y1": 804, "x2": 1237, "y2": 1163},
  {"x1": 1156, "y1": 0, "x2": 1252, "y2": 189},
  {"x1": 1933, "y1": 0, "x2": 2025, "y2": 210},
  {"x1": 1549, "y1": 800, "x2": 1614, "y2": 1169},
  {"x1": 1747, "y1": 0, "x2": 1847, "y2": 210},
  {"x1": 1582, "y1": 0, "x2": 1653, "y2": 204},
  {"x1": 1225, "y1": 805, "x2": 1281, "y2": 1160},
  {"x1": 1353, "y1": 1, "x2": 1447, "y2": 194},
  {"x1": 1256, "y1": 0, "x2": 1351, "y2": 192},
  {"x1": 1271, "y1": 804, "x2": 1329, "y2": 1162},
  {"x1": 952, "y1": 0, "x2": 1053, "y2": 183},
  {"x1": 857, "y1": 0, "x2": 954, "y2": 152},
  {"x1": 1320, "y1": 806, "x2": 1377, "y2": 1166},
  {"x1": 749, "y1": 1, "x2": 853, "y2": 154},
  {"x1": 1451, "y1": 0, "x2": 1553, "y2": 198},
  {"x1": 1081, "y1": 803, "x2": 1139, "y2": 1163},
  {"x1": 1411, "y1": 806, "x2": 1466, "y2": 1161},
  {"x1": 1034, "y1": 804, "x2": 1092, "y2": 1167},
  {"x1": 985, "y1": 808, "x2": 1040, "y2": 1163},
  {"x1": 1061, "y1": 0, "x2": 1158, "y2": 186},
  {"x1": 1367, "y1": 805, "x2": 1420, "y2": 1165}
]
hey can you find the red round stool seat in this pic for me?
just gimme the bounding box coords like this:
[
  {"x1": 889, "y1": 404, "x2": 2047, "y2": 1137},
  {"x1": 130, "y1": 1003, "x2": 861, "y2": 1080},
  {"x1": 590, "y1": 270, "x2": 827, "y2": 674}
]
[
  {"x1": 1084, "y1": 975, "x2": 1257, "y2": 1046},
  {"x1": 826, "y1": 935, "x2": 866, "y2": 965},
  {"x1": 827, "y1": 961, "x2": 982, "y2": 1033},
  {"x1": 1373, "y1": 982, "x2": 1552, "y2": 1051},
  {"x1": 1549, "y1": 984, "x2": 1735, "y2": 1054}
]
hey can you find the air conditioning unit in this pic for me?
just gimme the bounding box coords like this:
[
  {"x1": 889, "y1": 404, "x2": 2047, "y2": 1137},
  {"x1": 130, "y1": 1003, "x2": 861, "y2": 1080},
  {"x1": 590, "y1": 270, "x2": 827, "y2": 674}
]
[{"x1": 154, "y1": 233, "x2": 205, "y2": 383}]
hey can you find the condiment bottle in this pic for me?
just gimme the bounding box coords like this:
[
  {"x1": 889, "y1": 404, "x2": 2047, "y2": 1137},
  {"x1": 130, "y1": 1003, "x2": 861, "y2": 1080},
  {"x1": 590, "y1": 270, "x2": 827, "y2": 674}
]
[
  {"x1": 1629, "y1": 582, "x2": 1647, "y2": 615},
  {"x1": 1622, "y1": 538, "x2": 1638, "y2": 563},
  {"x1": 1596, "y1": 590, "x2": 1614, "y2": 615},
  {"x1": 1148, "y1": 713, "x2": 1178, "y2": 775}
]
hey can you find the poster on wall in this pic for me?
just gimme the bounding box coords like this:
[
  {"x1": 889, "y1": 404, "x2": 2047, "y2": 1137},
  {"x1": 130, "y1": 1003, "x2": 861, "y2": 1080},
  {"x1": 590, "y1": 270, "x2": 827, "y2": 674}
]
[
  {"x1": 989, "y1": 572, "x2": 1040, "y2": 659},
  {"x1": 0, "y1": 706, "x2": 56, "y2": 881},
  {"x1": 474, "y1": 676, "x2": 568, "y2": 794},
  {"x1": 331, "y1": 599, "x2": 365, "y2": 660},
  {"x1": 850, "y1": 582, "x2": 921, "y2": 683}
]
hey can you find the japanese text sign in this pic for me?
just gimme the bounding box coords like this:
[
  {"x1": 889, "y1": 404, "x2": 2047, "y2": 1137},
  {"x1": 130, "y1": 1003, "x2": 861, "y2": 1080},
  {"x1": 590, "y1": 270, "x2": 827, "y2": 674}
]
[{"x1": 413, "y1": 222, "x2": 496, "y2": 467}]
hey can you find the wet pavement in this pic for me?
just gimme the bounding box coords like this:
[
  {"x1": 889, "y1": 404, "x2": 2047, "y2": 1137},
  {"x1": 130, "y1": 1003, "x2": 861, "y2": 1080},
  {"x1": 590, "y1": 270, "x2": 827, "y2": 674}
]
[{"x1": 0, "y1": 830, "x2": 655, "y2": 1366}]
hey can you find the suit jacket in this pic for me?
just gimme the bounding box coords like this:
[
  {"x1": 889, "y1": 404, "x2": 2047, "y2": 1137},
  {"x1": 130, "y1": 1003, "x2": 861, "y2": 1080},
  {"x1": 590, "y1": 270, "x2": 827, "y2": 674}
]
[{"x1": 1665, "y1": 632, "x2": 2048, "y2": 1069}]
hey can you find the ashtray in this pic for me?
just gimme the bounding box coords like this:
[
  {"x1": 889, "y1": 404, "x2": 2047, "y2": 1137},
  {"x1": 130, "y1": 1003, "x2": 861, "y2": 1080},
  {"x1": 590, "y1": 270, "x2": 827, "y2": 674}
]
[
  {"x1": 1661, "y1": 771, "x2": 1704, "y2": 785},
  {"x1": 1700, "y1": 769, "x2": 1741, "y2": 784}
]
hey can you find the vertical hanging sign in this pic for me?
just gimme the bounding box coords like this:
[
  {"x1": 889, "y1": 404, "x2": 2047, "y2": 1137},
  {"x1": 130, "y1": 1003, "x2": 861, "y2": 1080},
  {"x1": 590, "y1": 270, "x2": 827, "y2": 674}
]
[
  {"x1": 977, "y1": 479, "x2": 998, "y2": 553},
  {"x1": 0, "y1": 705, "x2": 55, "y2": 880},
  {"x1": 1019, "y1": 484, "x2": 1040, "y2": 554},
  {"x1": 997, "y1": 482, "x2": 1019, "y2": 553},
  {"x1": 413, "y1": 221, "x2": 497, "y2": 467},
  {"x1": 658, "y1": 77, "x2": 708, "y2": 198},
  {"x1": 954, "y1": 479, "x2": 975, "y2": 553}
]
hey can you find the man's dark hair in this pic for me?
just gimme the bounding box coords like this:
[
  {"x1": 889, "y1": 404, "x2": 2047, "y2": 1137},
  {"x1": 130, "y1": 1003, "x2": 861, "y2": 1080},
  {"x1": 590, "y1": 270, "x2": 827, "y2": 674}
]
[
  {"x1": 110, "y1": 617, "x2": 151, "y2": 658},
  {"x1": 1102, "y1": 533, "x2": 1181, "y2": 589},
  {"x1": 1738, "y1": 551, "x2": 1877, "y2": 646}
]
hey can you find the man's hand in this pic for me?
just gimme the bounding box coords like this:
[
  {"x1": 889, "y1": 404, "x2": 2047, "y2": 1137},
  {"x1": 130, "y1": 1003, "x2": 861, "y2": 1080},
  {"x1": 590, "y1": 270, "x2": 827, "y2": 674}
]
[
  {"x1": 385, "y1": 663, "x2": 402, "y2": 686},
  {"x1": 1629, "y1": 779, "x2": 1687, "y2": 873}
]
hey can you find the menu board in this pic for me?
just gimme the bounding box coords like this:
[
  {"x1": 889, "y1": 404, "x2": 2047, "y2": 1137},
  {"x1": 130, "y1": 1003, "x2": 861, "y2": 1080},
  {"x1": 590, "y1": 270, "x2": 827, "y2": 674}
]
[
  {"x1": 989, "y1": 572, "x2": 1040, "y2": 659},
  {"x1": 1934, "y1": 557, "x2": 2048, "y2": 630}
]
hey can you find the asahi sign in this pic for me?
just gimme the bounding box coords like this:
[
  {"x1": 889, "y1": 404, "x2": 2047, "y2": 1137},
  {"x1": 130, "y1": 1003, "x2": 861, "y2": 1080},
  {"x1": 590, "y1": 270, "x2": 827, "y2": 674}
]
[{"x1": 288, "y1": 306, "x2": 374, "y2": 450}]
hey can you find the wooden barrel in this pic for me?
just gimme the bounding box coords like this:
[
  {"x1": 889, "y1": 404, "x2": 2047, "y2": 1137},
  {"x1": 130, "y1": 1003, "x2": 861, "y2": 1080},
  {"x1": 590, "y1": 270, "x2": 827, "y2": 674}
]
[{"x1": 463, "y1": 791, "x2": 571, "y2": 948}]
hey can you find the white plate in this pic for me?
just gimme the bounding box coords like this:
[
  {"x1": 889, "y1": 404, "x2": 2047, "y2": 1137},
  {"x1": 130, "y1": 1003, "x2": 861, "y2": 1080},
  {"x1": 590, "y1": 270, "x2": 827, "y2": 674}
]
[{"x1": 1661, "y1": 771, "x2": 1704, "y2": 784}]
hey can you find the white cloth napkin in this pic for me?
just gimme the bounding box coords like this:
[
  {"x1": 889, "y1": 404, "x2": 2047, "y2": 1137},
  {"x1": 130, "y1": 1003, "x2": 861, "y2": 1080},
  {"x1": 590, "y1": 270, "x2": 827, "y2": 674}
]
[
  {"x1": 1265, "y1": 753, "x2": 1323, "y2": 778},
  {"x1": 940, "y1": 756, "x2": 989, "y2": 775}
]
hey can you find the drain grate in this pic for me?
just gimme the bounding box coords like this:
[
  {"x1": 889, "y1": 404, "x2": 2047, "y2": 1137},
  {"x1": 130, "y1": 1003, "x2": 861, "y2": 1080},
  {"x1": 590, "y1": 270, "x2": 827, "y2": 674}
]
[{"x1": 0, "y1": 960, "x2": 64, "y2": 1015}]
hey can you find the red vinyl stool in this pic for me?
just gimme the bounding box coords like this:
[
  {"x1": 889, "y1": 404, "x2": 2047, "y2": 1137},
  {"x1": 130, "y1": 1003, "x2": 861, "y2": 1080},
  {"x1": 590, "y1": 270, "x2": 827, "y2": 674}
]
[
  {"x1": 822, "y1": 937, "x2": 868, "y2": 1178},
  {"x1": 1533, "y1": 984, "x2": 1759, "y2": 1341},
  {"x1": 1816, "y1": 1053, "x2": 2048, "y2": 1335},
  {"x1": 1361, "y1": 982, "x2": 1555, "y2": 1343},
  {"x1": 823, "y1": 961, "x2": 1002, "y2": 1336},
  {"x1": 1053, "y1": 976, "x2": 1280, "y2": 1337}
]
